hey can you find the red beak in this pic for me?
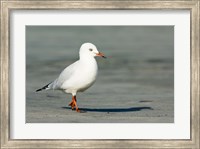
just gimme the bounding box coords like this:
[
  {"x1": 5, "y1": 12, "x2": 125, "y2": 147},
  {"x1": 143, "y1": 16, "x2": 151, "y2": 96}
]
[{"x1": 96, "y1": 52, "x2": 106, "y2": 58}]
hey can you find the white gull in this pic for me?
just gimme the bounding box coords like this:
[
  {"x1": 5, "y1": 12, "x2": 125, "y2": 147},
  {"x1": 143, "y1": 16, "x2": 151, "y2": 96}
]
[{"x1": 36, "y1": 43, "x2": 106, "y2": 112}]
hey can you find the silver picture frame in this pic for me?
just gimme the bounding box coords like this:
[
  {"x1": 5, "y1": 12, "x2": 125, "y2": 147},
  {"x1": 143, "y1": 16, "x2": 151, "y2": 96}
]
[{"x1": 1, "y1": 1, "x2": 199, "y2": 148}]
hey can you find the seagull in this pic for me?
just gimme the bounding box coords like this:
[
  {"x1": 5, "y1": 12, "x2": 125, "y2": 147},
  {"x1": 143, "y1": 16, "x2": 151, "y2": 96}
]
[{"x1": 36, "y1": 43, "x2": 106, "y2": 112}]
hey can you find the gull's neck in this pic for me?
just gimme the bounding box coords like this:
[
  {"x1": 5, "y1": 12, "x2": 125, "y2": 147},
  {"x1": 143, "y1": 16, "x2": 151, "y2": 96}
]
[
  {"x1": 79, "y1": 56, "x2": 97, "y2": 68},
  {"x1": 80, "y1": 55, "x2": 96, "y2": 61}
]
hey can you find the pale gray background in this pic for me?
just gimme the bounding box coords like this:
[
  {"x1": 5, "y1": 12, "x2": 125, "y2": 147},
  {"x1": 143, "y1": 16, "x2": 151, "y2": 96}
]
[{"x1": 26, "y1": 26, "x2": 174, "y2": 123}]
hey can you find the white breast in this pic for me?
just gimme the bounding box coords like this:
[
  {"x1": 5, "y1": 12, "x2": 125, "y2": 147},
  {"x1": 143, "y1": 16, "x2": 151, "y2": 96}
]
[{"x1": 61, "y1": 58, "x2": 98, "y2": 93}]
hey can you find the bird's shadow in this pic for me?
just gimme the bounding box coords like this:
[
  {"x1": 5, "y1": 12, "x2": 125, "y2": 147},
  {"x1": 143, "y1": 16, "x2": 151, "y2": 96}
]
[{"x1": 62, "y1": 106, "x2": 153, "y2": 113}]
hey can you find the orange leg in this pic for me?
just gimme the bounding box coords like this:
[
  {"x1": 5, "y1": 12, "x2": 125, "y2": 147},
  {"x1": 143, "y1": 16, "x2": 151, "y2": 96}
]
[
  {"x1": 73, "y1": 96, "x2": 80, "y2": 112},
  {"x1": 68, "y1": 96, "x2": 80, "y2": 112},
  {"x1": 68, "y1": 98, "x2": 75, "y2": 110}
]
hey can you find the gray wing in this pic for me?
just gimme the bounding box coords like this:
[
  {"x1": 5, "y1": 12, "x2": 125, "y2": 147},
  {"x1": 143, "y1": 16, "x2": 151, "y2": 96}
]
[{"x1": 49, "y1": 60, "x2": 80, "y2": 90}]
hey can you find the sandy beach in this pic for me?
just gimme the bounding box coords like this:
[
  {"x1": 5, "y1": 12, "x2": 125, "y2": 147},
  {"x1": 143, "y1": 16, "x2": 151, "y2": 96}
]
[{"x1": 26, "y1": 26, "x2": 174, "y2": 123}]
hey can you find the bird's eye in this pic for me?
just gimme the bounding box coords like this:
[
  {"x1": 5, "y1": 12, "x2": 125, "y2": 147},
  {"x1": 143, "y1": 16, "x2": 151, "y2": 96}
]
[{"x1": 89, "y1": 48, "x2": 93, "y2": 51}]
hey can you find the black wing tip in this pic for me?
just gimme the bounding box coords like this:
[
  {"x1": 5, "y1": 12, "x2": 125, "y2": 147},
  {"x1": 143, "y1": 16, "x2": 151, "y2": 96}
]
[
  {"x1": 35, "y1": 82, "x2": 51, "y2": 92},
  {"x1": 35, "y1": 88, "x2": 42, "y2": 92}
]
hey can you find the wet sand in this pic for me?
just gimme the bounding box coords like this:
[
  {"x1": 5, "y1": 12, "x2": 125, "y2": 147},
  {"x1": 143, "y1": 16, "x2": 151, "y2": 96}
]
[{"x1": 26, "y1": 26, "x2": 174, "y2": 123}]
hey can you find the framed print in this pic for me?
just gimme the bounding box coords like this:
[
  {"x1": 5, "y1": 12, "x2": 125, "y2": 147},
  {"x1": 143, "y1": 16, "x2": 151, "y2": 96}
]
[{"x1": 1, "y1": 0, "x2": 199, "y2": 148}]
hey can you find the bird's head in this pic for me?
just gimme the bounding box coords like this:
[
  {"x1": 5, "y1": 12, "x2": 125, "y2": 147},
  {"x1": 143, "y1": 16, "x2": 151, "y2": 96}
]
[{"x1": 79, "y1": 43, "x2": 106, "y2": 59}]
